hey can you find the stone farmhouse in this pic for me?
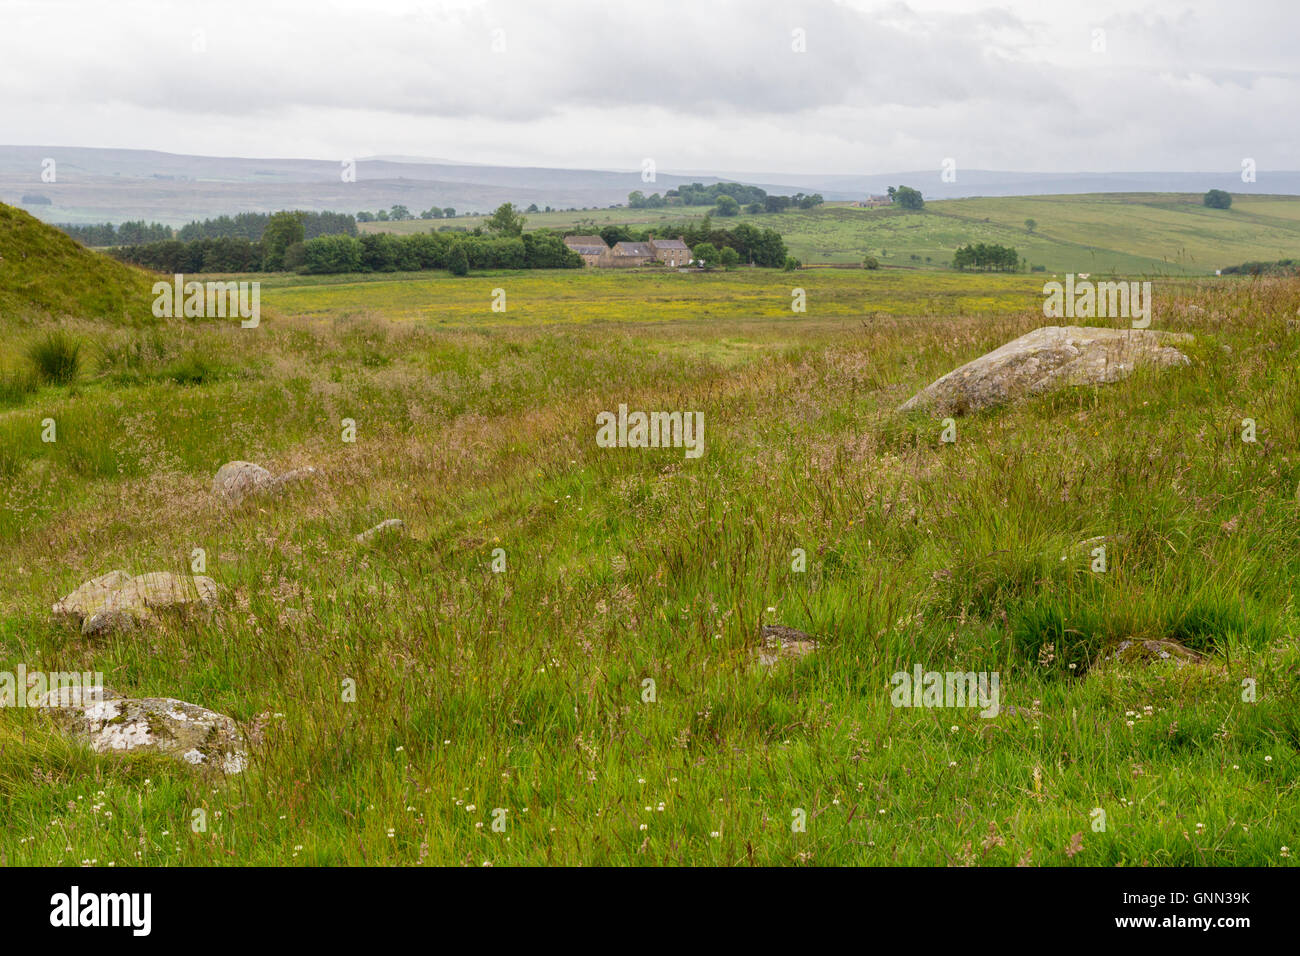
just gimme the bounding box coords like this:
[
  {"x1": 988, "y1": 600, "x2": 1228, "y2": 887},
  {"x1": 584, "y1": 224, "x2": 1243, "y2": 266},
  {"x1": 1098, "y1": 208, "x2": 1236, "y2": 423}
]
[
  {"x1": 646, "y1": 237, "x2": 690, "y2": 267},
  {"x1": 563, "y1": 235, "x2": 693, "y2": 268}
]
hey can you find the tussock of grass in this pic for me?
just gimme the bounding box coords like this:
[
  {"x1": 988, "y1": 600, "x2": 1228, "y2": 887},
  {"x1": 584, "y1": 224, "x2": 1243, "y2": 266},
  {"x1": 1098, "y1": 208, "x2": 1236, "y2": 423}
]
[{"x1": 25, "y1": 329, "x2": 83, "y2": 384}]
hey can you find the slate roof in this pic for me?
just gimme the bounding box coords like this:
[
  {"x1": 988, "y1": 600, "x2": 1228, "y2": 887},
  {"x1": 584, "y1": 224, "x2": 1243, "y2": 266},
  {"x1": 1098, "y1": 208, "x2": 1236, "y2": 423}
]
[
  {"x1": 612, "y1": 242, "x2": 655, "y2": 257},
  {"x1": 563, "y1": 235, "x2": 609, "y2": 253}
]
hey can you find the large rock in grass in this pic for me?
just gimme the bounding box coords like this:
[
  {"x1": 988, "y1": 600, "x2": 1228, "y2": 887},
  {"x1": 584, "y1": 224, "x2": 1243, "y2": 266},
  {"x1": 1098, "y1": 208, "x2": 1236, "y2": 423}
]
[
  {"x1": 38, "y1": 685, "x2": 247, "y2": 774},
  {"x1": 54, "y1": 571, "x2": 218, "y2": 636},
  {"x1": 51, "y1": 570, "x2": 132, "y2": 624},
  {"x1": 899, "y1": 326, "x2": 1193, "y2": 416},
  {"x1": 212, "y1": 460, "x2": 317, "y2": 505},
  {"x1": 1098, "y1": 639, "x2": 1205, "y2": 668},
  {"x1": 754, "y1": 624, "x2": 819, "y2": 667}
]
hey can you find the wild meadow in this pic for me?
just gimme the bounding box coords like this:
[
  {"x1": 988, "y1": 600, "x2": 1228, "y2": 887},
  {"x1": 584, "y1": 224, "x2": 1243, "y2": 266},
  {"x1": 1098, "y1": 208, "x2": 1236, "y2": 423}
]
[{"x1": 1, "y1": 239, "x2": 1297, "y2": 864}]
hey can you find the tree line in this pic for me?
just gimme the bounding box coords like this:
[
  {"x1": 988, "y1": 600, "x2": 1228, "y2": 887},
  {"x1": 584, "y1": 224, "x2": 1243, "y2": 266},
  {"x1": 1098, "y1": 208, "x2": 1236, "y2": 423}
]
[
  {"x1": 59, "y1": 210, "x2": 357, "y2": 247},
  {"x1": 177, "y1": 210, "x2": 357, "y2": 241},
  {"x1": 110, "y1": 211, "x2": 583, "y2": 275},
  {"x1": 56, "y1": 220, "x2": 173, "y2": 246},
  {"x1": 357, "y1": 205, "x2": 461, "y2": 222}
]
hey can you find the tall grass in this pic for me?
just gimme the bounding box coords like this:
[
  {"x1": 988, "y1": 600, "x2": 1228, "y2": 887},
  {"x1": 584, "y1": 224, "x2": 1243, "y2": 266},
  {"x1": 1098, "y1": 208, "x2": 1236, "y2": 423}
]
[
  {"x1": 25, "y1": 329, "x2": 83, "y2": 384},
  {"x1": 0, "y1": 268, "x2": 1296, "y2": 866},
  {"x1": 0, "y1": 367, "x2": 37, "y2": 406}
]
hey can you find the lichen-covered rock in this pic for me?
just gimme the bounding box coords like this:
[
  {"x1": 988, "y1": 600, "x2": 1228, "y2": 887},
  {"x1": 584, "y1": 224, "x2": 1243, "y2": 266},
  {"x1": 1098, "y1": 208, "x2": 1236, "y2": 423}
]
[
  {"x1": 754, "y1": 624, "x2": 819, "y2": 667},
  {"x1": 38, "y1": 685, "x2": 248, "y2": 774},
  {"x1": 899, "y1": 326, "x2": 1193, "y2": 416},
  {"x1": 52, "y1": 570, "x2": 132, "y2": 623},
  {"x1": 1098, "y1": 639, "x2": 1205, "y2": 668},
  {"x1": 55, "y1": 571, "x2": 219, "y2": 636},
  {"x1": 212, "y1": 460, "x2": 274, "y2": 503},
  {"x1": 355, "y1": 518, "x2": 406, "y2": 544},
  {"x1": 212, "y1": 460, "x2": 318, "y2": 504}
]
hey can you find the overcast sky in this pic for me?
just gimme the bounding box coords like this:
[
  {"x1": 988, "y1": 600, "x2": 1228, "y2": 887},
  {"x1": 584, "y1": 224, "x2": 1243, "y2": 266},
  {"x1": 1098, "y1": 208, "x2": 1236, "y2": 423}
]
[{"x1": 1, "y1": 0, "x2": 1294, "y2": 174}]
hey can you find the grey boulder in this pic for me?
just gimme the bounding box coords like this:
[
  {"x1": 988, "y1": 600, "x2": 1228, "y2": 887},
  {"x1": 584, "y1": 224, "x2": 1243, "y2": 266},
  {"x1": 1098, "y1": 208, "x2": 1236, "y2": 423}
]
[
  {"x1": 212, "y1": 460, "x2": 318, "y2": 504},
  {"x1": 899, "y1": 326, "x2": 1192, "y2": 416},
  {"x1": 38, "y1": 685, "x2": 248, "y2": 774},
  {"x1": 54, "y1": 571, "x2": 219, "y2": 636}
]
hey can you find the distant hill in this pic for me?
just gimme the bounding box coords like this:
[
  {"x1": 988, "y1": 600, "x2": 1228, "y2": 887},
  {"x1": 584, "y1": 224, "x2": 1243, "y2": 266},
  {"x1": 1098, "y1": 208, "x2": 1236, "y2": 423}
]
[
  {"x1": 747, "y1": 192, "x2": 1300, "y2": 274},
  {"x1": 3, "y1": 145, "x2": 1299, "y2": 228},
  {"x1": 0, "y1": 201, "x2": 156, "y2": 323}
]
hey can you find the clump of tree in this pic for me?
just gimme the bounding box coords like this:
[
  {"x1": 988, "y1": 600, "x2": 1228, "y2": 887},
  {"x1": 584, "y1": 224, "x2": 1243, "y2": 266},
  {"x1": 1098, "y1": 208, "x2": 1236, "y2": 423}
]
[
  {"x1": 888, "y1": 185, "x2": 925, "y2": 210},
  {"x1": 749, "y1": 193, "x2": 824, "y2": 213},
  {"x1": 636, "y1": 186, "x2": 823, "y2": 213},
  {"x1": 627, "y1": 191, "x2": 669, "y2": 209},
  {"x1": 952, "y1": 242, "x2": 1019, "y2": 271},
  {"x1": 1203, "y1": 189, "x2": 1232, "y2": 209},
  {"x1": 639, "y1": 182, "x2": 821, "y2": 212},
  {"x1": 863, "y1": 255, "x2": 880, "y2": 269},
  {"x1": 670, "y1": 181, "x2": 769, "y2": 207}
]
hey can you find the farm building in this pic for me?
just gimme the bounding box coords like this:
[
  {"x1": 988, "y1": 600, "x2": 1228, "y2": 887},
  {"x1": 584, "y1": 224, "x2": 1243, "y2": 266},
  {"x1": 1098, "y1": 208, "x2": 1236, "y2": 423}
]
[
  {"x1": 562, "y1": 234, "x2": 610, "y2": 266},
  {"x1": 647, "y1": 237, "x2": 690, "y2": 267},
  {"x1": 609, "y1": 241, "x2": 656, "y2": 266}
]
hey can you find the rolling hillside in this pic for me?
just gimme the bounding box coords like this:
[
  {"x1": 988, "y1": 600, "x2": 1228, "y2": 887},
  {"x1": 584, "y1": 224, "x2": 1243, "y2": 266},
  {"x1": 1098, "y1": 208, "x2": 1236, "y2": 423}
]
[{"x1": 367, "y1": 193, "x2": 1300, "y2": 276}]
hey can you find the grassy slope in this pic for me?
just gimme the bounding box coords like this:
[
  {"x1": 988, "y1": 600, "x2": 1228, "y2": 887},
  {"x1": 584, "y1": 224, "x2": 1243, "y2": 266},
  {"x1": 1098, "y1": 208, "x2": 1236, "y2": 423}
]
[
  {"x1": 364, "y1": 194, "x2": 1300, "y2": 276},
  {"x1": 0, "y1": 202, "x2": 157, "y2": 324},
  {"x1": 0, "y1": 250, "x2": 1297, "y2": 865}
]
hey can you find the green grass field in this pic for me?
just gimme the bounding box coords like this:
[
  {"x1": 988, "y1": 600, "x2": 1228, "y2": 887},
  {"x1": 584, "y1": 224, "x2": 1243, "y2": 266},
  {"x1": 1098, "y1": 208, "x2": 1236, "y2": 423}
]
[
  {"x1": 1, "y1": 201, "x2": 1298, "y2": 866},
  {"x1": 365, "y1": 193, "x2": 1300, "y2": 276}
]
